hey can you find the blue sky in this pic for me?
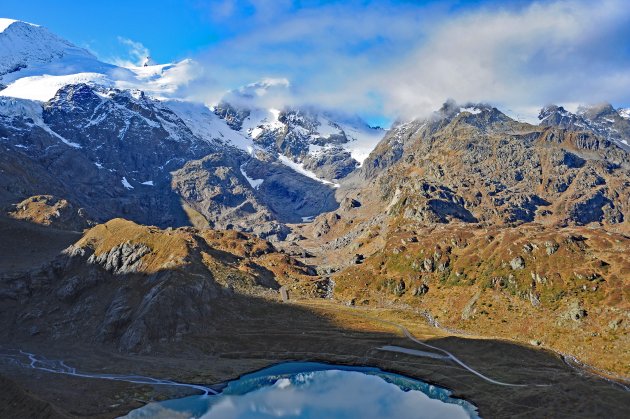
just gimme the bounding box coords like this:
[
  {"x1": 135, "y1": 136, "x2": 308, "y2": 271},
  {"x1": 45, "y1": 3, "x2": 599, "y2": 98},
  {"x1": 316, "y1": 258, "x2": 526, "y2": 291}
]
[
  {"x1": 3, "y1": 0, "x2": 630, "y2": 124},
  {"x1": 1, "y1": 0, "x2": 226, "y2": 63},
  {"x1": 1, "y1": 1, "x2": 514, "y2": 63}
]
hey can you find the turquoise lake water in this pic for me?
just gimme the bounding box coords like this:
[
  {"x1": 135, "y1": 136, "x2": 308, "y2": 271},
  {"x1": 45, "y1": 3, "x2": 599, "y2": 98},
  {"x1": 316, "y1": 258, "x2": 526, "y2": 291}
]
[{"x1": 122, "y1": 362, "x2": 480, "y2": 418}]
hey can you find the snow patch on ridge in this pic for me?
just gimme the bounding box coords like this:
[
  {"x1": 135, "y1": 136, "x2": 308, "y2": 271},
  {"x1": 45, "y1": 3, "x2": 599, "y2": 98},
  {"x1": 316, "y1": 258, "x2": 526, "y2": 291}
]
[
  {"x1": 121, "y1": 177, "x2": 134, "y2": 190},
  {"x1": 459, "y1": 106, "x2": 482, "y2": 115},
  {"x1": 165, "y1": 100, "x2": 254, "y2": 152},
  {"x1": 277, "y1": 155, "x2": 339, "y2": 187},
  {"x1": 240, "y1": 163, "x2": 264, "y2": 189},
  {"x1": 0, "y1": 96, "x2": 81, "y2": 148}
]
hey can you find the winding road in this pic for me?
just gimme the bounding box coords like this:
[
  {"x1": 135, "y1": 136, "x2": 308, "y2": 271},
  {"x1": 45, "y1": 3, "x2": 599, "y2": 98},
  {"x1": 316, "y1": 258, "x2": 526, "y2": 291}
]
[{"x1": 352, "y1": 312, "x2": 549, "y2": 387}]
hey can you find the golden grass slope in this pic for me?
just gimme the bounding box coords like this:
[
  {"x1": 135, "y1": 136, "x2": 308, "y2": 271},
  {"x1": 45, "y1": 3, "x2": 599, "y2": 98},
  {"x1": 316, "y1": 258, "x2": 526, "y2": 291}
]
[{"x1": 333, "y1": 222, "x2": 630, "y2": 376}]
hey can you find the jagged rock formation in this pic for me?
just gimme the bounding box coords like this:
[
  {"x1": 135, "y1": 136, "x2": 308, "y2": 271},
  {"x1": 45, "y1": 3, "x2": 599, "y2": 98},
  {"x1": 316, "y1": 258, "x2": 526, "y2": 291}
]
[
  {"x1": 214, "y1": 83, "x2": 385, "y2": 183},
  {"x1": 539, "y1": 103, "x2": 630, "y2": 152}
]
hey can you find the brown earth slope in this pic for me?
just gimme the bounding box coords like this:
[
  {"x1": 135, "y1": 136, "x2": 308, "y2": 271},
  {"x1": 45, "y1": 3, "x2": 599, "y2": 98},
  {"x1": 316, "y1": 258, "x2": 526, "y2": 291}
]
[{"x1": 1, "y1": 216, "x2": 629, "y2": 418}]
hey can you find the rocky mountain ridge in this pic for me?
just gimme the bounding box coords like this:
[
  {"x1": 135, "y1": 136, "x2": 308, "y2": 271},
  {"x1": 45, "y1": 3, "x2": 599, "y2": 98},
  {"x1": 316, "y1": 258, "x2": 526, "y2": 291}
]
[
  {"x1": 539, "y1": 103, "x2": 630, "y2": 151},
  {"x1": 349, "y1": 100, "x2": 629, "y2": 230},
  {"x1": 0, "y1": 81, "x2": 341, "y2": 239}
]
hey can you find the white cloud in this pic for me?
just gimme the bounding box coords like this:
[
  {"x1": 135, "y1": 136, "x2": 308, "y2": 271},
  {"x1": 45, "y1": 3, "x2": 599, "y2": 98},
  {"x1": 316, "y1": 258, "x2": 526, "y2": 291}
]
[
  {"x1": 114, "y1": 37, "x2": 151, "y2": 67},
  {"x1": 183, "y1": 0, "x2": 630, "y2": 122},
  {"x1": 381, "y1": 0, "x2": 630, "y2": 120}
]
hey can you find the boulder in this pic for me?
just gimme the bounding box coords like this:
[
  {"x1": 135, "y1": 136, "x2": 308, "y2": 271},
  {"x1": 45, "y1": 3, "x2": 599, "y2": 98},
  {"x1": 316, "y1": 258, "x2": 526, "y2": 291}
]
[
  {"x1": 353, "y1": 254, "x2": 365, "y2": 264},
  {"x1": 545, "y1": 241, "x2": 559, "y2": 255},
  {"x1": 414, "y1": 283, "x2": 429, "y2": 296},
  {"x1": 510, "y1": 256, "x2": 525, "y2": 270}
]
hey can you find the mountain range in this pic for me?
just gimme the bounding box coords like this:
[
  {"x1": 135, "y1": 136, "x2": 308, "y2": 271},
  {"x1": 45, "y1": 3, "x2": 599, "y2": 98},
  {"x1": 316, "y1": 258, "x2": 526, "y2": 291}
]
[{"x1": 0, "y1": 18, "x2": 629, "y2": 418}]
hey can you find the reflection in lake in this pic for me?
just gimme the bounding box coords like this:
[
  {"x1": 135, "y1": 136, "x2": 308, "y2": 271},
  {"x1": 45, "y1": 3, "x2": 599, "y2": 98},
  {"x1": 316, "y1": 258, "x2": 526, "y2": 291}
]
[{"x1": 123, "y1": 362, "x2": 480, "y2": 418}]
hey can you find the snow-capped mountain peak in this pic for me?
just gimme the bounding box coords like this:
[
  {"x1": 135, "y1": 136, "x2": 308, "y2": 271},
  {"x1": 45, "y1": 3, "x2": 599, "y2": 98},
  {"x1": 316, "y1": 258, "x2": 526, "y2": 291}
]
[
  {"x1": 0, "y1": 18, "x2": 197, "y2": 102},
  {"x1": 213, "y1": 94, "x2": 386, "y2": 181},
  {"x1": 0, "y1": 18, "x2": 95, "y2": 80}
]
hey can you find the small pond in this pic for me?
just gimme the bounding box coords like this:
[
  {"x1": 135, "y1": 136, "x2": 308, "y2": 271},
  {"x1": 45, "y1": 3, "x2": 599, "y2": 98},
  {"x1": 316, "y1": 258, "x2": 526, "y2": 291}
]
[{"x1": 123, "y1": 362, "x2": 480, "y2": 418}]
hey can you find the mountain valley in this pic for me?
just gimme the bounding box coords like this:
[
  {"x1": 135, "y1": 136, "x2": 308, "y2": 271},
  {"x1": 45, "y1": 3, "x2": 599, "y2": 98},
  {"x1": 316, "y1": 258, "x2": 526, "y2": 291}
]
[{"x1": 0, "y1": 16, "x2": 629, "y2": 419}]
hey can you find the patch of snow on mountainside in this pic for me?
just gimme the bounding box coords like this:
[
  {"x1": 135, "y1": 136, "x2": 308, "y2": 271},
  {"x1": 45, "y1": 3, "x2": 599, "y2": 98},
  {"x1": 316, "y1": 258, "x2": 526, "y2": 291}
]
[
  {"x1": 241, "y1": 108, "x2": 284, "y2": 137},
  {"x1": 332, "y1": 117, "x2": 385, "y2": 165},
  {"x1": 164, "y1": 100, "x2": 254, "y2": 152},
  {"x1": 240, "y1": 163, "x2": 264, "y2": 189},
  {"x1": 459, "y1": 106, "x2": 482, "y2": 115},
  {"x1": 620, "y1": 108, "x2": 630, "y2": 120},
  {"x1": 278, "y1": 154, "x2": 340, "y2": 187},
  {"x1": 1, "y1": 72, "x2": 112, "y2": 101},
  {"x1": 0, "y1": 96, "x2": 43, "y2": 119},
  {"x1": 121, "y1": 177, "x2": 134, "y2": 189},
  {"x1": 314, "y1": 114, "x2": 343, "y2": 138},
  {"x1": 0, "y1": 18, "x2": 20, "y2": 32}
]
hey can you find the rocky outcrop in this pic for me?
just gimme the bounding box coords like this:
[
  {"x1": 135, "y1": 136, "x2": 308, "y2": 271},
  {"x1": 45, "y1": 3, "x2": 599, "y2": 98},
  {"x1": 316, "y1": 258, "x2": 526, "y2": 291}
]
[
  {"x1": 510, "y1": 256, "x2": 525, "y2": 270},
  {"x1": 562, "y1": 301, "x2": 588, "y2": 322},
  {"x1": 461, "y1": 291, "x2": 481, "y2": 320},
  {"x1": 213, "y1": 101, "x2": 250, "y2": 130},
  {"x1": 88, "y1": 242, "x2": 151, "y2": 275}
]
